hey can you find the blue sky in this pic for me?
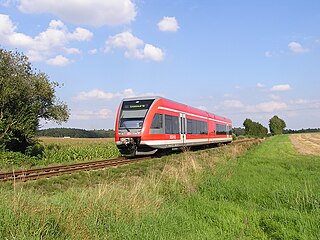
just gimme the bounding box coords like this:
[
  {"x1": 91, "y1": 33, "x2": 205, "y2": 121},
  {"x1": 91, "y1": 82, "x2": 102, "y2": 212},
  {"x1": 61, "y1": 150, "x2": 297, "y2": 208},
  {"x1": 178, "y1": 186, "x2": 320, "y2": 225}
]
[{"x1": 1, "y1": 0, "x2": 319, "y2": 130}]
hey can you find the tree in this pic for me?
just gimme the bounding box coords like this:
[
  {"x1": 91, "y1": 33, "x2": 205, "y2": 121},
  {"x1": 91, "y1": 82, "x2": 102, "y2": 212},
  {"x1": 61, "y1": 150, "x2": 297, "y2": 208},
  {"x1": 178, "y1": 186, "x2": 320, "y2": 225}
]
[
  {"x1": 269, "y1": 115, "x2": 286, "y2": 135},
  {"x1": 232, "y1": 127, "x2": 245, "y2": 136},
  {"x1": 243, "y1": 118, "x2": 268, "y2": 138},
  {"x1": 243, "y1": 118, "x2": 254, "y2": 136},
  {"x1": 0, "y1": 48, "x2": 69, "y2": 152}
]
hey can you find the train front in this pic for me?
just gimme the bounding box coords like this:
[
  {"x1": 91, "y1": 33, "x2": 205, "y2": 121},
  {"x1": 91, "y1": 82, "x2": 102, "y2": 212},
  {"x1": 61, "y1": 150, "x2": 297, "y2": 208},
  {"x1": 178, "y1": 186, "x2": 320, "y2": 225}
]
[{"x1": 115, "y1": 98, "x2": 157, "y2": 156}]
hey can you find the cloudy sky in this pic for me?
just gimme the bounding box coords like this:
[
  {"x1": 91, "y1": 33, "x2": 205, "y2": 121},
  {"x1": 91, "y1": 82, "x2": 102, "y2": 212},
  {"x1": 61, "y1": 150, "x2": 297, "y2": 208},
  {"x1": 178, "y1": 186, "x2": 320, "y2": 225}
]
[{"x1": 1, "y1": 0, "x2": 319, "y2": 130}]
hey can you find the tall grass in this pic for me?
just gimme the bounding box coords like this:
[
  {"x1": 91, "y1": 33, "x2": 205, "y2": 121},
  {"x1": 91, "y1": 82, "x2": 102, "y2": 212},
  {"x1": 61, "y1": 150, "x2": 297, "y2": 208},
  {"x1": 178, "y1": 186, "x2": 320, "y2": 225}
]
[
  {"x1": 0, "y1": 136, "x2": 319, "y2": 239},
  {"x1": 0, "y1": 138, "x2": 120, "y2": 171}
]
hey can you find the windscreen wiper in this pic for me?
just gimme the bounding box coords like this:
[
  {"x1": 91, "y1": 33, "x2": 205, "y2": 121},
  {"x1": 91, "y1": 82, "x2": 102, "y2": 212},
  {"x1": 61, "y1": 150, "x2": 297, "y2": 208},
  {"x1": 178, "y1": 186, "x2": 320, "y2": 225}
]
[{"x1": 121, "y1": 121, "x2": 131, "y2": 132}]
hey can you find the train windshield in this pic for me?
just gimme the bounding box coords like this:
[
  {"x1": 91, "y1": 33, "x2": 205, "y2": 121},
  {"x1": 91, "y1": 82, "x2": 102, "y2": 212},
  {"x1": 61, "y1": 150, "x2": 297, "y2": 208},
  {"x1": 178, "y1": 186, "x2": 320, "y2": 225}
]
[{"x1": 119, "y1": 99, "x2": 154, "y2": 129}]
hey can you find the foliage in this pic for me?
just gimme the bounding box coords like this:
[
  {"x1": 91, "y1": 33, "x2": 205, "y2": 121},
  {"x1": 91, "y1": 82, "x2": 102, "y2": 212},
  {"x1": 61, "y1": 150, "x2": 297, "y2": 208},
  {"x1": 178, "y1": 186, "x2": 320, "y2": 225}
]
[
  {"x1": 232, "y1": 127, "x2": 245, "y2": 136},
  {"x1": 37, "y1": 128, "x2": 115, "y2": 138},
  {"x1": 269, "y1": 115, "x2": 286, "y2": 135},
  {"x1": 0, "y1": 48, "x2": 69, "y2": 152},
  {"x1": 284, "y1": 128, "x2": 320, "y2": 134},
  {"x1": 243, "y1": 118, "x2": 268, "y2": 138}
]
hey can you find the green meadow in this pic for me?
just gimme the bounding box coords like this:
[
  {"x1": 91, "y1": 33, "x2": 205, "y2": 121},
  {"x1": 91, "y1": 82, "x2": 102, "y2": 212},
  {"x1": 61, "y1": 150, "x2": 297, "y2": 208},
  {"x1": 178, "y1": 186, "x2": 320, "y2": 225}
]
[{"x1": 0, "y1": 135, "x2": 319, "y2": 239}]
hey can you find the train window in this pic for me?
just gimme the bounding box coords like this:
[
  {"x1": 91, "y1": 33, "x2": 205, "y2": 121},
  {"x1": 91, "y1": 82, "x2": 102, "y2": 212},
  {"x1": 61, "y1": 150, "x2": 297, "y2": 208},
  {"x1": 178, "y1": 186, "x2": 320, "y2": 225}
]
[
  {"x1": 187, "y1": 119, "x2": 192, "y2": 134},
  {"x1": 216, "y1": 124, "x2": 227, "y2": 135},
  {"x1": 201, "y1": 121, "x2": 208, "y2": 134},
  {"x1": 151, "y1": 114, "x2": 163, "y2": 129},
  {"x1": 186, "y1": 118, "x2": 208, "y2": 134},
  {"x1": 173, "y1": 116, "x2": 179, "y2": 134},
  {"x1": 165, "y1": 115, "x2": 179, "y2": 134},
  {"x1": 150, "y1": 114, "x2": 164, "y2": 134}
]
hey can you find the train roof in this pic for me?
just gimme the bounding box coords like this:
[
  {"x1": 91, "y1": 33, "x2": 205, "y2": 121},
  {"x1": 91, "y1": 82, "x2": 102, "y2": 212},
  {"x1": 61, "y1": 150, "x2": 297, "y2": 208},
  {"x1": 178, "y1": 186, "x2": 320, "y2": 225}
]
[{"x1": 121, "y1": 96, "x2": 231, "y2": 123}]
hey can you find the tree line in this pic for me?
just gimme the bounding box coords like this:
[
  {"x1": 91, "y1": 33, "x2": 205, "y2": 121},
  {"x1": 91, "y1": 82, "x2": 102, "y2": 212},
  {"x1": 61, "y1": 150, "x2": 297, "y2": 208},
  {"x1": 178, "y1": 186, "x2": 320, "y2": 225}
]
[
  {"x1": 37, "y1": 128, "x2": 115, "y2": 138},
  {"x1": 283, "y1": 128, "x2": 320, "y2": 134},
  {"x1": 234, "y1": 115, "x2": 287, "y2": 138}
]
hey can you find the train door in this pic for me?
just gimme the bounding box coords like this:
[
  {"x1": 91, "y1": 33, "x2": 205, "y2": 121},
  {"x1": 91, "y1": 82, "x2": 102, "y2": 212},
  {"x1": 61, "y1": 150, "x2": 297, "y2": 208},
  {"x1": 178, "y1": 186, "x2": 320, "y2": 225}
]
[
  {"x1": 226, "y1": 124, "x2": 230, "y2": 138},
  {"x1": 226, "y1": 124, "x2": 229, "y2": 138},
  {"x1": 180, "y1": 113, "x2": 187, "y2": 145}
]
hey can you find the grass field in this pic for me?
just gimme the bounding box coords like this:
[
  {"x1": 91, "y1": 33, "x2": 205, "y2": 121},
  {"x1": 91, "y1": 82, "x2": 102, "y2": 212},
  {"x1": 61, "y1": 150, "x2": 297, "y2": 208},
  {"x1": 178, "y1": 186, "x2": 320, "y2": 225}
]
[{"x1": 0, "y1": 135, "x2": 319, "y2": 239}]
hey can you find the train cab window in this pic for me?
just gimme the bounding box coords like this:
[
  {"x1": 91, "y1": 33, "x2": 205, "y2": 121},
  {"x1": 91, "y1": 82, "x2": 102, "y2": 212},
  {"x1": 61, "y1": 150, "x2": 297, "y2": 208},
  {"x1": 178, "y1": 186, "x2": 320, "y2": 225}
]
[
  {"x1": 165, "y1": 115, "x2": 179, "y2": 134},
  {"x1": 150, "y1": 114, "x2": 164, "y2": 134},
  {"x1": 119, "y1": 99, "x2": 154, "y2": 130}
]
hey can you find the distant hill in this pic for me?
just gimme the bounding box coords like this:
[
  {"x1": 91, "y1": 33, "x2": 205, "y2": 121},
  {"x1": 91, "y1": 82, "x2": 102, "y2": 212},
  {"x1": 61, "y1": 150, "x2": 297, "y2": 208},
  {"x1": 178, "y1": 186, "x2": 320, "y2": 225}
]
[{"x1": 37, "y1": 128, "x2": 115, "y2": 138}]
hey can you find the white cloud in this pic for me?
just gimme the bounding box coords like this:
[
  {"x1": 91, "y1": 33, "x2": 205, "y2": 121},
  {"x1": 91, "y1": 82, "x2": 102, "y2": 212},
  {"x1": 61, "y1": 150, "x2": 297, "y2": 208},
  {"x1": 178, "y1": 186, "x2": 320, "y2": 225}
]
[
  {"x1": 197, "y1": 106, "x2": 208, "y2": 111},
  {"x1": 257, "y1": 83, "x2": 265, "y2": 88},
  {"x1": 0, "y1": 0, "x2": 13, "y2": 7},
  {"x1": 270, "y1": 84, "x2": 292, "y2": 92},
  {"x1": 289, "y1": 99, "x2": 320, "y2": 108},
  {"x1": 46, "y1": 55, "x2": 71, "y2": 66},
  {"x1": 143, "y1": 44, "x2": 165, "y2": 61},
  {"x1": 71, "y1": 108, "x2": 113, "y2": 120},
  {"x1": 68, "y1": 27, "x2": 93, "y2": 41},
  {"x1": 288, "y1": 41, "x2": 309, "y2": 53},
  {"x1": 223, "y1": 100, "x2": 244, "y2": 109},
  {"x1": 246, "y1": 101, "x2": 287, "y2": 113},
  {"x1": 270, "y1": 94, "x2": 280, "y2": 100},
  {"x1": 265, "y1": 51, "x2": 272, "y2": 57},
  {"x1": 74, "y1": 89, "x2": 115, "y2": 100},
  {"x1": 64, "y1": 47, "x2": 81, "y2": 54},
  {"x1": 158, "y1": 16, "x2": 179, "y2": 32},
  {"x1": 74, "y1": 88, "x2": 161, "y2": 101},
  {"x1": 290, "y1": 99, "x2": 310, "y2": 105},
  {"x1": 105, "y1": 31, "x2": 143, "y2": 51},
  {"x1": 0, "y1": 14, "x2": 93, "y2": 64},
  {"x1": 223, "y1": 93, "x2": 232, "y2": 98},
  {"x1": 105, "y1": 31, "x2": 165, "y2": 61},
  {"x1": 88, "y1": 48, "x2": 98, "y2": 55},
  {"x1": 18, "y1": 0, "x2": 136, "y2": 27}
]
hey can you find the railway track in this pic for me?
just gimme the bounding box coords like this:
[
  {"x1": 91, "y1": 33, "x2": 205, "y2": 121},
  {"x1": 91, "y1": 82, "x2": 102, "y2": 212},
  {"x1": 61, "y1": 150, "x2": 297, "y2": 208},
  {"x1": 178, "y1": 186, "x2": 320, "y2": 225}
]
[
  {"x1": 0, "y1": 156, "x2": 151, "y2": 183},
  {"x1": 0, "y1": 138, "x2": 260, "y2": 183}
]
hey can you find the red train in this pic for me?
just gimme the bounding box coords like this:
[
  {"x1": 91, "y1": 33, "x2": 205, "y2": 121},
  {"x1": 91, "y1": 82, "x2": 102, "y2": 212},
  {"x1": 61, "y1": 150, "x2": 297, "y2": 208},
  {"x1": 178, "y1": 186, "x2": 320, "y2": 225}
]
[{"x1": 115, "y1": 97, "x2": 232, "y2": 155}]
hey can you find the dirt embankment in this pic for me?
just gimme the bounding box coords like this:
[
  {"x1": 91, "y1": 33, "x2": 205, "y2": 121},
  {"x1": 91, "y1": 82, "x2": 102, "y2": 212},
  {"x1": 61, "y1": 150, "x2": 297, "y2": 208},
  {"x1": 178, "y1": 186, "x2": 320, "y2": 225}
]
[{"x1": 290, "y1": 133, "x2": 320, "y2": 155}]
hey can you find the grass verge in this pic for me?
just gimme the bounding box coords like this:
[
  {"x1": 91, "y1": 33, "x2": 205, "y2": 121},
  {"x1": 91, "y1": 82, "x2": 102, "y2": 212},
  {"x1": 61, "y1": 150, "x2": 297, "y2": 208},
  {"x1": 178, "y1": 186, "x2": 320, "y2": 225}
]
[{"x1": 0, "y1": 136, "x2": 319, "y2": 239}]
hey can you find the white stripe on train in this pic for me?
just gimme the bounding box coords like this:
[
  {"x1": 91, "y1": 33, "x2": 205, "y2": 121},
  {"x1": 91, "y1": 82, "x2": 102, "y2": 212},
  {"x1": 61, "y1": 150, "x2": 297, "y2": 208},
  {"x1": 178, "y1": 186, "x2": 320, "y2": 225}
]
[{"x1": 157, "y1": 106, "x2": 230, "y2": 125}]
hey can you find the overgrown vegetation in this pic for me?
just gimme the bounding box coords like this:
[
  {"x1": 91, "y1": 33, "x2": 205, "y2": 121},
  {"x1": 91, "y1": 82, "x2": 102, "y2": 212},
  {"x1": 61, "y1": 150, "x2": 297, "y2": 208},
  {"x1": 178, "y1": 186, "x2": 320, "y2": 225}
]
[
  {"x1": 0, "y1": 136, "x2": 319, "y2": 239},
  {"x1": 0, "y1": 48, "x2": 69, "y2": 153},
  {"x1": 0, "y1": 138, "x2": 120, "y2": 171}
]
